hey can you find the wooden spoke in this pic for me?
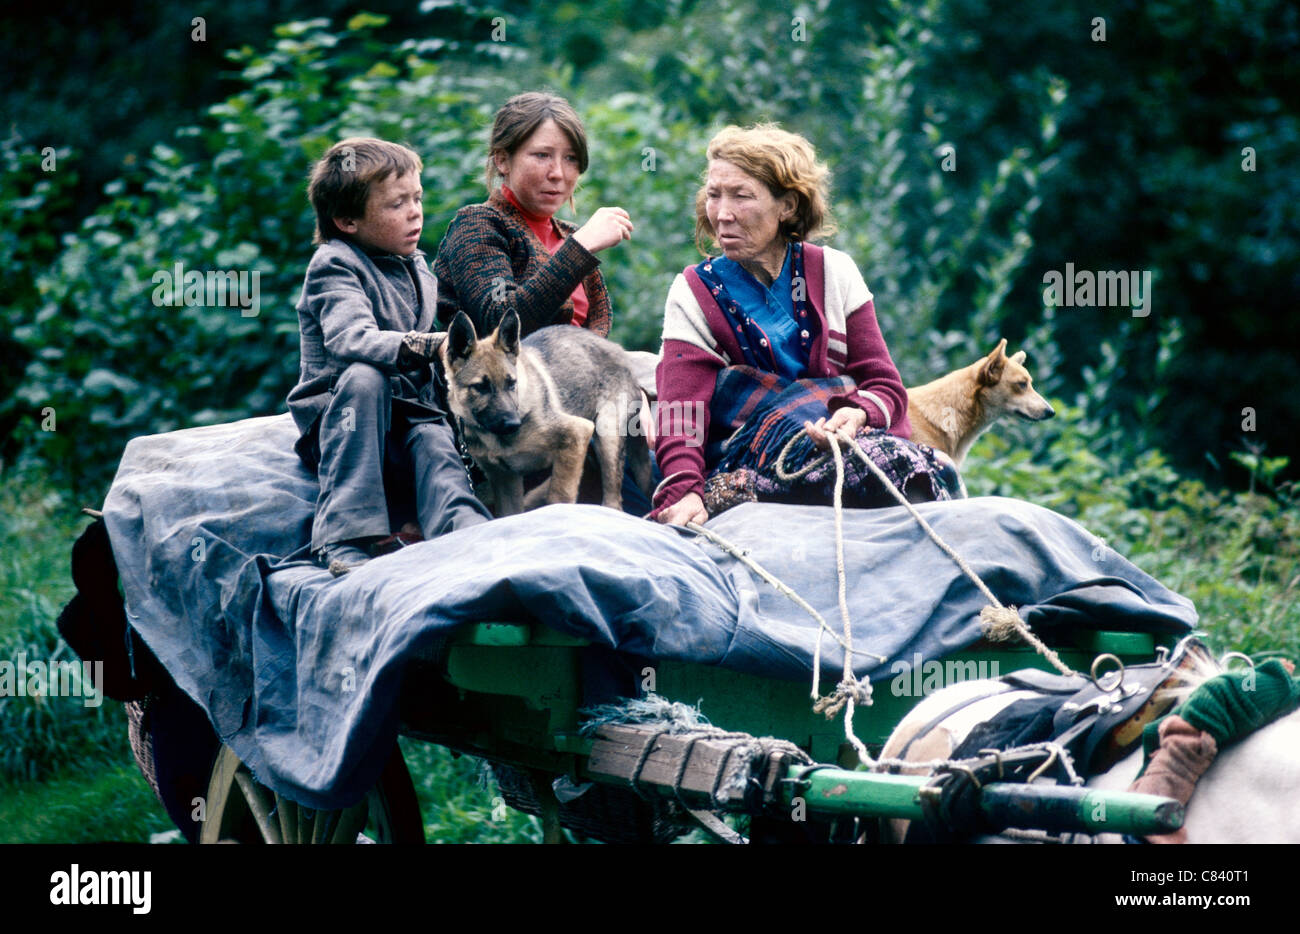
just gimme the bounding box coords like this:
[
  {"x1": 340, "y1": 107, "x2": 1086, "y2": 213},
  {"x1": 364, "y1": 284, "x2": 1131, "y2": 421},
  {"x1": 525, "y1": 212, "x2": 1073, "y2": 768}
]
[
  {"x1": 200, "y1": 744, "x2": 424, "y2": 844},
  {"x1": 331, "y1": 801, "x2": 370, "y2": 844},
  {"x1": 277, "y1": 796, "x2": 298, "y2": 844},
  {"x1": 233, "y1": 770, "x2": 283, "y2": 844},
  {"x1": 298, "y1": 808, "x2": 317, "y2": 845},
  {"x1": 310, "y1": 806, "x2": 340, "y2": 845}
]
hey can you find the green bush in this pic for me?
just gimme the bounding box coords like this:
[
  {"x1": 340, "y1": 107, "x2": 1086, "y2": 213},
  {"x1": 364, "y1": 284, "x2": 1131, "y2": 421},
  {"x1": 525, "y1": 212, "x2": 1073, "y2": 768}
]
[
  {"x1": 6, "y1": 15, "x2": 510, "y2": 497},
  {"x1": 0, "y1": 133, "x2": 80, "y2": 467},
  {"x1": 6, "y1": 4, "x2": 1055, "y2": 498},
  {"x1": 963, "y1": 398, "x2": 1300, "y2": 661}
]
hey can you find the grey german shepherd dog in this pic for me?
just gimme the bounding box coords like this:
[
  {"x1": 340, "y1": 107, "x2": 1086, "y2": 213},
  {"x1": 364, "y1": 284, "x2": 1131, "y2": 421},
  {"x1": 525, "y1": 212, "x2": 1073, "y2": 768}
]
[{"x1": 438, "y1": 308, "x2": 652, "y2": 516}]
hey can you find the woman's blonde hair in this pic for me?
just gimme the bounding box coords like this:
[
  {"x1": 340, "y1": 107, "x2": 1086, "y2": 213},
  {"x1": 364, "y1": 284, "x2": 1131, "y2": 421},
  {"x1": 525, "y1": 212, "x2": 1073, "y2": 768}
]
[{"x1": 694, "y1": 123, "x2": 836, "y2": 255}]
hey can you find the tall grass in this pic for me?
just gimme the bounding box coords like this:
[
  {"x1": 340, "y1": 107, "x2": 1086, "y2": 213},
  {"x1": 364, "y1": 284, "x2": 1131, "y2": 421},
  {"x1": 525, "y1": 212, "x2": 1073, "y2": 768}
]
[
  {"x1": 0, "y1": 470, "x2": 83, "y2": 640},
  {"x1": 399, "y1": 741, "x2": 542, "y2": 844},
  {"x1": 0, "y1": 470, "x2": 175, "y2": 841},
  {"x1": 0, "y1": 473, "x2": 127, "y2": 783}
]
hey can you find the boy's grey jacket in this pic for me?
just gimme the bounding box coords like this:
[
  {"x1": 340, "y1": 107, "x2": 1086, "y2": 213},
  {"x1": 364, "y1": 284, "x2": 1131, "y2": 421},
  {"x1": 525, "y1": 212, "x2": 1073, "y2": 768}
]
[{"x1": 287, "y1": 238, "x2": 443, "y2": 439}]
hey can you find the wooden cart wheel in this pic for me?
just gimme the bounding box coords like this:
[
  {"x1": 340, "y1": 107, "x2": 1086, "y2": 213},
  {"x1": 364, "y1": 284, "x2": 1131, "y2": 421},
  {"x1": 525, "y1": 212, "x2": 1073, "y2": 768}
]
[{"x1": 199, "y1": 743, "x2": 425, "y2": 844}]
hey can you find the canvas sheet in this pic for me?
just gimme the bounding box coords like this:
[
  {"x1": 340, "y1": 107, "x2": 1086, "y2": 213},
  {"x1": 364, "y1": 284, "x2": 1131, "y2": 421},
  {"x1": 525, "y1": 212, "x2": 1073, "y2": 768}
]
[{"x1": 102, "y1": 414, "x2": 1196, "y2": 807}]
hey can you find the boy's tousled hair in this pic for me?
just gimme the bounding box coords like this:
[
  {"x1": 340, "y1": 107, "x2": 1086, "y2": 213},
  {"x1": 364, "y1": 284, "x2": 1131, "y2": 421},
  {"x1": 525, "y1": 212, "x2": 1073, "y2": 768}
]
[{"x1": 308, "y1": 138, "x2": 423, "y2": 245}]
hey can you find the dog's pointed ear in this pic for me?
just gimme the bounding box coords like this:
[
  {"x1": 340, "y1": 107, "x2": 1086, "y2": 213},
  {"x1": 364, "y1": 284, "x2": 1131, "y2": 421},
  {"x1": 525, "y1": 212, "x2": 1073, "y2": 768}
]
[
  {"x1": 496, "y1": 308, "x2": 521, "y2": 356},
  {"x1": 978, "y1": 339, "x2": 1008, "y2": 386},
  {"x1": 1010, "y1": 350, "x2": 1026, "y2": 365},
  {"x1": 447, "y1": 312, "x2": 478, "y2": 362}
]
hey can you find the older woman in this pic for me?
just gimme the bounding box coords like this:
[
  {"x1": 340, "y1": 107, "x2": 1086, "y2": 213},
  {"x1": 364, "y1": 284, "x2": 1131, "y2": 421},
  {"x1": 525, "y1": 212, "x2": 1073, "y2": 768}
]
[
  {"x1": 434, "y1": 91, "x2": 633, "y2": 338},
  {"x1": 653, "y1": 124, "x2": 956, "y2": 525}
]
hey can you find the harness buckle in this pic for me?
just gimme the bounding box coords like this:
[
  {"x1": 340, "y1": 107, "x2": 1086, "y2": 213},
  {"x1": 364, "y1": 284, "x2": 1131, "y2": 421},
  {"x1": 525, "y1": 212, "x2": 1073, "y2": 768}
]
[
  {"x1": 977, "y1": 747, "x2": 1005, "y2": 781},
  {"x1": 1090, "y1": 653, "x2": 1126, "y2": 692}
]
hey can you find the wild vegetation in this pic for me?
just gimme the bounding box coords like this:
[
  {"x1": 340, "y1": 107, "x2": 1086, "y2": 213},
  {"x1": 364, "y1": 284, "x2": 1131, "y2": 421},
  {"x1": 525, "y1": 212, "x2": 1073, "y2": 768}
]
[{"x1": 1, "y1": 0, "x2": 1295, "y2": 841}]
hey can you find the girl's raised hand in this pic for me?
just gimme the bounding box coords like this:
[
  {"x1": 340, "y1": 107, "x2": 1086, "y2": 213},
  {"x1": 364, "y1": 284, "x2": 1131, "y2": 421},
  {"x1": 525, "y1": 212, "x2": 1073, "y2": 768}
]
[{"x1": 573, "y1": 206, "x2": 634, "y2": 254}]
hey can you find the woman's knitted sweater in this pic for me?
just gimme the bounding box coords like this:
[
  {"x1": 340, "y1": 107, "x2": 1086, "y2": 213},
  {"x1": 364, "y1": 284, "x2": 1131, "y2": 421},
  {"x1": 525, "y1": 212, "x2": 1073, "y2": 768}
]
[{"x1": 433, "y1": 190, "x2": 612, "y2": 338}]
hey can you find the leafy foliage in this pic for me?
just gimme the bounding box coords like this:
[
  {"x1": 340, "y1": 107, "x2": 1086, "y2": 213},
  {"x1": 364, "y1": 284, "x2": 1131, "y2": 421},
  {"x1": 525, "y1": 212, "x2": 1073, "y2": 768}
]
[
  {"x1": 6, "y1": 15, "x2": 509, "y2": 495},
  {"x1": 964, "y1": 407, "x2": 1300, "y2": 662},
  {"x1": 4, "y1": 3, "x2": 1055, "y2": 499},
  {"x1": 911, "y1": 0, "x2": 1300, "y2": 477}
]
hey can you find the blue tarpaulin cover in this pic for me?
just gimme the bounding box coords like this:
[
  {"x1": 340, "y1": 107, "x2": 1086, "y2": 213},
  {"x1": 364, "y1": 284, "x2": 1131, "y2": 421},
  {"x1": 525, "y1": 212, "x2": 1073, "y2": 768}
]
[{"x1": 101, "y1": 414, "x2": 1196, "y2": 808}]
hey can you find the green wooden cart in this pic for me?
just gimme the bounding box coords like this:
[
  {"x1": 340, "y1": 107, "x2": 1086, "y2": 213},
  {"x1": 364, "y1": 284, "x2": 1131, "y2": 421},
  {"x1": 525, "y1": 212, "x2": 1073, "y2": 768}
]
[{"x1": 194, "y1": 618, "x2": 1182, "y2": 844}]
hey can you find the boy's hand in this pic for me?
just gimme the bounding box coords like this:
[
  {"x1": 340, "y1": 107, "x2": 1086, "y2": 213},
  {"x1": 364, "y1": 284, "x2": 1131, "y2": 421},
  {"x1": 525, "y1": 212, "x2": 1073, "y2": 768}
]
[{"x1": 399, "y1": 330, "x2": 445, "y2": 367}]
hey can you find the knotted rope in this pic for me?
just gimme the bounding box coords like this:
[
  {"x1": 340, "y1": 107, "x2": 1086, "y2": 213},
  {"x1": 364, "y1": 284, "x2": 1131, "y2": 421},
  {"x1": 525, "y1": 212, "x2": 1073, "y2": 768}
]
[
  {"x1": 803, "y1": 433, "x2": 875, "y2": 766},
  {"x1": 776, "y1": 426, "x2": 1075, "y2": 679},
  {"x1": 690, "y1": 432, "x2": 882, "y2": 768},
  {"x1": 682, "y1": 423, "x2": 1077, "y2": 769}
]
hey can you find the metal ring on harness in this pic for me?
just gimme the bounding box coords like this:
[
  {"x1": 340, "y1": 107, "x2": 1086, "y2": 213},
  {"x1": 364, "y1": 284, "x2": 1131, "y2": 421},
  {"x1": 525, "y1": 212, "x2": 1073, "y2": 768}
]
[
  {"x1": 781, "y1": 762, "x2": 840, "y2": 810},
  {"x1": 785, "y1": 762, "x2": 837, "y2": 797},
  {"x1": 1090, "y1": 653, "x2": 1125, "y2": 692},
  {"x1": 1219, "y1": 651, "x2": 1255, "y2": 671}
]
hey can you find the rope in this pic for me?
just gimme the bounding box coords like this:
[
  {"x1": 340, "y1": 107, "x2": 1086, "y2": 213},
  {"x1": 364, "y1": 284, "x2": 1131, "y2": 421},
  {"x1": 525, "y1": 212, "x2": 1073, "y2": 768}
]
[
  {"x1": 815, "y1": 436, "x2": 875, "y2": 767},
  {"x1": 685, "y1": 421, "x2": 1077, "y2": 771},
  {"x1": 777, "y1": 426, "x2": 1075, "y2": 678},
  {"x1": 683, "y1": 521, "x2": 885, "y2": 664},
  {"x1": 629, "y1": 727, "x2": 673, "y2": 802},
  {"x1": 871, "y1": 741, "x2": 1085, "y2": 787},
  {"x1": 622, "y1": 717, "x2": 813, "y2": 828},
  {"x1": 772, "y1": 431, "x2": 823, "y2": 482},
  {"x1": 683, "y1": 492, "x2": 879, "y2": 769},
  {"x1": 672, "y1": 735, "x2": 707, "y2": 811}
]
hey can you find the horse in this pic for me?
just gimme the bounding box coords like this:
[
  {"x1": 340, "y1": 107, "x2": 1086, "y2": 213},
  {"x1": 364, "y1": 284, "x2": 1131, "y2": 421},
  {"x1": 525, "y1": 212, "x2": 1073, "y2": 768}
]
[{"x1": 876, "y1": 640, "x2": 1300, "y2": 843}]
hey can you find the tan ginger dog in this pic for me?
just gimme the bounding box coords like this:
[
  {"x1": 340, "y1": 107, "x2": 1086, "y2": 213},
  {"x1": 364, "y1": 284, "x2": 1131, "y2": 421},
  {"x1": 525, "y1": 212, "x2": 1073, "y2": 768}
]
[{"x1": 906, "y1": 339, "x2": 1055, "y2": 467}]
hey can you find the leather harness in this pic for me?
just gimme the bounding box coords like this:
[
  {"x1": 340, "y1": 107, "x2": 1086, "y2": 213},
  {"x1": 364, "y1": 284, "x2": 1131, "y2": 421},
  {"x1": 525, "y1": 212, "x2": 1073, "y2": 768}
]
[{"x1": 895, "y1": 636, "x2": 1211, "y2": 778}]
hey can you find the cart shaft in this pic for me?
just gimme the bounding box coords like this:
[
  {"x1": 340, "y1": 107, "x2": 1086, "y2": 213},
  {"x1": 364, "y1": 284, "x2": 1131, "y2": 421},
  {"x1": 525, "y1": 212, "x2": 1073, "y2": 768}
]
[{"x1": 786, "y1": 765, "x2": 1183, "y2": 836}]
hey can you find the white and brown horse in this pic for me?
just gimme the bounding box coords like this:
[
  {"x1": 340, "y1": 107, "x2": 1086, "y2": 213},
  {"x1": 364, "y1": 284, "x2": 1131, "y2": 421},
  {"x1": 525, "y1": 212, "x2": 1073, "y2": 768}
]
[{"x1": 878, "y1": 645, "x2": 1300, "y2": 843}]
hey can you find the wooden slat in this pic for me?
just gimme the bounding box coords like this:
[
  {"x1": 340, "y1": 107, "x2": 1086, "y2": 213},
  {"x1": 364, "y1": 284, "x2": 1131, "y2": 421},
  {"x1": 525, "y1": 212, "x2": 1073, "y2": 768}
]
[{"x1": 586, "y1": 724, "x2": 761, "y2": 810}]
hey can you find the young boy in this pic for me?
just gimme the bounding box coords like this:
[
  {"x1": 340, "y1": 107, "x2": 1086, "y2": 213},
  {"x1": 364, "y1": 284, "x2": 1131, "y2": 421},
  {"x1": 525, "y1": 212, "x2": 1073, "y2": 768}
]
[{"x1": 288, "y1": 138, "x2": 491, "y2": 575}]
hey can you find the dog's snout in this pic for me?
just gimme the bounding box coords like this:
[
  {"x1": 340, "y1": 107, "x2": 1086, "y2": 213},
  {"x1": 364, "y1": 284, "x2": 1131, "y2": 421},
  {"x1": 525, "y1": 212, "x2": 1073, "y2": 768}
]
[
  {"x1": 1015, "y1": 401, "x2": 1055, "y2": 423},
  {"x1": 490, "y1": 414, "x2": 522, "y2": 437}
]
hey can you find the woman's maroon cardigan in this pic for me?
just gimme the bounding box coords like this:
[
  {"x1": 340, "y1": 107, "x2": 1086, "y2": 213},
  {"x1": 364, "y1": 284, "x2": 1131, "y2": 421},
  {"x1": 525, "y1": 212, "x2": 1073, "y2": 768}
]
[{"x1": 652, "y1": 242, "x2": 911, "y2": 515}]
